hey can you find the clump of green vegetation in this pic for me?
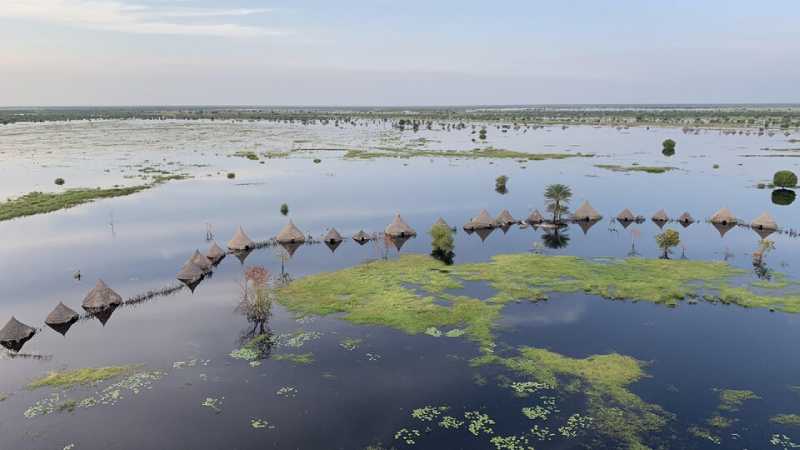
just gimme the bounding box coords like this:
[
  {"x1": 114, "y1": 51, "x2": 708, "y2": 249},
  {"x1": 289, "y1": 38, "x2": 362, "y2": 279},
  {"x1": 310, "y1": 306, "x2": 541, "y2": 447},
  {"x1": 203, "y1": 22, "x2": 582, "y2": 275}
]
[
  {"x1": 717, "y1": 389, "x2": 760, "y2": 412},
  {"x1": 771, "y1": 414, "x2": 800, "y2": 426},
  {"x1": 595, "y1": 164, "x2": 676, "y2": 174},
  {"x1": 477, "y1": 347, "x2": 669, "y2": 449},
  {"x1": 54, "y1": 177, "x2": 65, "y2": 185},
  {"x1": 227, "y1": 172, "x2": 236, "y2": 179},
  {"x1": 233, "y1": 151, "x2": 259, "y2": 161},
  {"x1": 313, "y1": 158, "x2": 322, "y2": 163},
  {"x1": 495, "y1": 175, "x2": 509, "y2": 194},
  {"x1": 713, "y1": 164, "x2": 720, "y2": 169},
  {"x1": 272, "y1": 353, "x2": 314, "y2": 365},
  {"x1": 655, "y1": 229, "x2": 681, "y2": 259},
  {"x1": 27, "y1": 366, "x2": 135, "y2": 390},
  {"x1": 0, "y1": 186, "x2": 150, "y2": 222},
  {"x1": 662, "y1": 139, "x2": 676, "y2": 156},
  {"x1": 688, "y1": 426, "x2": 721, "y2": 445},
  {"x1": 773, "y1": 189, "x2": 796, "y2": 206},
  {"x1": 544, "y1": 183, "x2": 572, "y2": 224},
  {"x1": 773, "y1": 170, "x2": 798, "y2": 188},
  {"x1": 280, "y1": 203, "x2": 289, "y2": 216},
  {"x1": 707, "y1": 415, "x2": 732, "y2": 428},
  {"x1": 430, "y1": 223, "x2": 455, "y2": 265},
  {"x1": 0, "y1": 392, "x2": 8, "y2": 401},
  {"x1": 339, "y1": 337, "x2": 362, "y2": 351}
]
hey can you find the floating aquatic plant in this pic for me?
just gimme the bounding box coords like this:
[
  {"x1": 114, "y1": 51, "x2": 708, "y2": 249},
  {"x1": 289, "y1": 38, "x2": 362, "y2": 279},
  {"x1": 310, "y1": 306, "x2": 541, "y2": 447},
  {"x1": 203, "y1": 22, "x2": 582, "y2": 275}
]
[
  {"x1": 509, "y1": 381, "x2": 552, "y2": 397},
  {"x1": 276, "y1": 386, "x2": 298, "y2": 398},
  {"x1": 558, "y1": 413, "x2": 593, "y2": 438},
  {"x1": 273, "y1": 353, "x2": 314, "y2": 364},
  {"x1": 424, "y1": 327, "x2": 442, "y2": 337},
  {"x1": 339, "y1": 338, "x2": 362, "y2": 351},
  {"x1": 411, "y1": 405, "x2": 448, "y2": 422},
  {"x1": 276, "y1": 330, "x2": 322, "y2": 348},
  {"x1": 27, "y1": 366, "x2": 136, "y2": 390},
  {"x1": 201, "y1": 397, "x2": 222, "y2": 414},
  {"x1": 465, "y1": 411, "x2": 496, "y2": 436},
  {"x1": 438, "y1": 416, "x2": 463, "y2": 429},
  {"x1": 773, "y1": 415, "x2": 800, "y2": 427},
  {"x1": 770, "y1": 433, "x2": 800, "y2": 448},
  {"x1": 394, "y1": 428, "x2": 421, "y2": 445},
  {"x1": 251, "y1": 418, "x2": 275, "y2": 430},
  {"x1": 490, "y1": 435, "x2": 530, "y2": 450}
]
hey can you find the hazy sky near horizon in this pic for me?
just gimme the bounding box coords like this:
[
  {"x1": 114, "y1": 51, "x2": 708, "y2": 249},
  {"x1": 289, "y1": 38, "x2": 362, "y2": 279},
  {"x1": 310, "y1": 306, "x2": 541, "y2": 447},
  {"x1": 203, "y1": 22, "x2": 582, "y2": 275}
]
[{"x1": 2, "y1": 0, "x2": 799, "y2": 106}]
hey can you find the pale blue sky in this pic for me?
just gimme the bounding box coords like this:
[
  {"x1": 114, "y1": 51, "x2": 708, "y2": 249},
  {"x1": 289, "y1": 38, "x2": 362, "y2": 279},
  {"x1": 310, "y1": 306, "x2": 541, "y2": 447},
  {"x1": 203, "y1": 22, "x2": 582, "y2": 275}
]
[{"x1": 2, "y1": 0, "x2": 799, "y2": 106}]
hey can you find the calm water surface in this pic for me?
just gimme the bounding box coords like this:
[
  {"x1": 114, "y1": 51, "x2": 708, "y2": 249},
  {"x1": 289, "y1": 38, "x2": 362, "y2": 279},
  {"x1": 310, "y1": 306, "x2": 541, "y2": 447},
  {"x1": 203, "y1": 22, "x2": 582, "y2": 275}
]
[{"x1": 0, "y1": 121, "x2": 799, "y2": 449}]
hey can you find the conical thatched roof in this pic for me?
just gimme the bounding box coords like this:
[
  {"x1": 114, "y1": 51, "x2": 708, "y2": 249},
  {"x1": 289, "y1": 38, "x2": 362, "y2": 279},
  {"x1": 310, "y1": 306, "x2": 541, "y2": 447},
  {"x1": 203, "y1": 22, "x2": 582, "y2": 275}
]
[
  {"x1": 324, "y1": 228, "x2": 343, "y2": 243},
  {"x1": 751, "y1": 212, "x2": 778, "y2": 230},
  {"x1": 710, "y1": 207, "x2": 737, "y2": 225},
  {"x1": 434, "y1": 217, "x2": 450, "y2": 228},
  {"x1": 617, "y1": 208, "x2": 635, "y2": 222},
  {"x1": 228, "y1": 226, "x2": 255, "y2": 251},
  {"x1": 191, "y1": 250, "x2": 212, "y2": 272},
  {"x1": 0, "y1": 317, "x2": 36, "y2": 342},
  {"x1": 46, "y1": 302, "x2": 79, "y2": 326},
  {"x1": 527, "y1": 209, "x2": 544, "y2": 224},
  {"x1": 652, "y1": 209, "x2": 669, "y2": 222},
  {"x1": 206, "y1": 242, "x2": 226, "y2": 264},
  {"x1": 574, "y1": 201, "x2": 602, "y2": 221},
  {"x1": 177, "y1": 257, "x2": 204, "y2": 284},
  {"x1": 277, "y1": 220, "x2": 306, "y2": 244},
  {"x1": 385, "y1": 214, "x2": 416, "y2": 237},
  {"x1": 82, "y1": 280, "x2": 123, "y2": 311},
  {"x1": 353, "y1": 230, "x2": 371, "y2": 243},
  {"x1": 496, "y1": 209, "x2": 516, "y2": 225},
  {"x1": 465, "y1": 209, "x2": 496, "y2": 230},
  {"x1": 678, "y1": 212, "x2": 694, "y2": 225}
]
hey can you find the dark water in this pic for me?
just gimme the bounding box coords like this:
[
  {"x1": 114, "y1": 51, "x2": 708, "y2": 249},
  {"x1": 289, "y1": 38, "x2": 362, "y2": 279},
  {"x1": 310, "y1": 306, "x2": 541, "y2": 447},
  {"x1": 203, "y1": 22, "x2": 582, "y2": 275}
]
[{"x1": 1, "y1": 123, "x2": 799, "y2": 449}]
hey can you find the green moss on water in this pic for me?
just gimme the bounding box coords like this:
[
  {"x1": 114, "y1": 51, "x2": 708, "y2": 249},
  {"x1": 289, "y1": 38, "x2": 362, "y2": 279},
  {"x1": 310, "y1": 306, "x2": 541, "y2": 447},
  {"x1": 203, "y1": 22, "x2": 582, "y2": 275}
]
[
  {"x1": 594, "y1": 164, "x2": 677, "y2": 174},
  {"x1": 272, "y1": 353, "x2": 314, "y2": 365},
  {"x1": 27, "y1": 366, "x2": 135, "y2": 390},
  {"x1": 771, "y1": 414, "x2": 800, "y2": 426},
  {"x1": 478, "y1": 347, "x2": 670, "y2": 450},
  {"x1": 0, "y1": 186, "x2": 151, "y2": 222},
  {"x1": 717, "y1": 389, "x2": 760, "y2": 412},
  {"x1": 233, "y1": 150, "x2": 260, "y2": 160}
]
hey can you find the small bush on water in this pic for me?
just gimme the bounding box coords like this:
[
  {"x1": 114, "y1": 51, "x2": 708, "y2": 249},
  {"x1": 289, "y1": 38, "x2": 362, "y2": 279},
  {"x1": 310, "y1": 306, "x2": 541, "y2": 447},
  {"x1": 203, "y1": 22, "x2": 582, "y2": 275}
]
[
  {"x1": 661, "y1": 139, "x2": 676, "y2": 156},
  {"x1": 227, "y1": 172, "x2": 236, "y2": 179},
  {"x1": 429, "y1": 223, "x2": 455, "y2": 265},
  {"x1": 54, "y1": 178, "x2": 65, "y2": 185},
  {"x1": 655, "y1": 229, "x2": 680, "y2": 259},
  {"x1": 772, "y1": 189, "x2": 796, "y2": 206},
  {"x1": 773, "y1": 170, "x2": 798, "y2": 188},
  {"x1": 280, "y1": 203, "x2": 289, "y2": 216},
  {"x1": 495, "y1": 175, "x2": 509, "y2": 194}
]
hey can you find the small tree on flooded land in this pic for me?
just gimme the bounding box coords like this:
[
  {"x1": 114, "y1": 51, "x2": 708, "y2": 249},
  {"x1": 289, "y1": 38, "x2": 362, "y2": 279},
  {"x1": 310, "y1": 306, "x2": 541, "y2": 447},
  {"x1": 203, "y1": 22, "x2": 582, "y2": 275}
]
[
  {"x1": 662, "y1": 139, "x2": 676, "y2": 156},
  {"x1": 752, "y1": 239, "x2": 775, "y2": 279},
  {"x1": 544, "y1": 184, "x2": 572, "y2": 224},
  {"x1": 479, "y1": 128, "x2": 487, "y2": 140},
  {"x1": 655, "y1": 229, "x2": 680, "y2": 259},
  {"x1": 280, "y1": 203, "x2": 289, "y2": 216},
  {"x1": 495, "y1": 175, "x2": 509, "y2": 194},
  {"x1": 429, "y1": 223, "x2": 455, "y2": 265},
  {"x1": 773, "y1": 170, "x2": 798, "y2": 188}
]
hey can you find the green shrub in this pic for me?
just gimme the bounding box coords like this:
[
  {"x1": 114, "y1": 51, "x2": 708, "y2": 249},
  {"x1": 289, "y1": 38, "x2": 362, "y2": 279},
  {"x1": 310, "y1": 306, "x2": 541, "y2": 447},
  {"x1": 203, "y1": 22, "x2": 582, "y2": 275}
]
[
  {"x1": 772, "y1": 189, "x2": 796, "y2": 206},
  {"x1": 280, "y1": 203, "x2": 289, "y2": 216},
  {"x1": 54, "y1": 178, "x2": 65, "y2": 186},
  {"x1": 495, "y1": 175, "x2": 509, "y2": 194},
  {"x1": 655, "y1": 229, "x2": 680, "y2": 259},
  {"x1": 773, "y1": 170, "x2": 798, "y2": 188},
  {"x1": 429, "y1": 223, "x2": 455, "y2": 264},
  {"x1": 227, "y1": 172, "x2": 236, "y2": 179}
]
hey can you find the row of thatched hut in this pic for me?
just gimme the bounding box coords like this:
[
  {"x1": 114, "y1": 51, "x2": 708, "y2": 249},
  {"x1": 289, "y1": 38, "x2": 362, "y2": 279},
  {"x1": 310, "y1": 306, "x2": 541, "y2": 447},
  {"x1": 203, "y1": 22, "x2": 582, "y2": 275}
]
[{"x1": 0, "y1": 207, "x2": 783, "y2": 353}]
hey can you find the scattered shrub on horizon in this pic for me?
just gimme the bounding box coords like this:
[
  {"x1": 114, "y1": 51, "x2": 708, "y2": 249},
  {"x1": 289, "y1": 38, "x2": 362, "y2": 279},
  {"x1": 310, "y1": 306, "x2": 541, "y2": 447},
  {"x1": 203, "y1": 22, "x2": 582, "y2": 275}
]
[
  {"x1": 280, "y1": 203, "x2": 289, "y2": 216},
  {"x1": 313, "y1": 158, "x2": 322, "y2": 164},
  {"x1": 713, "y1": 164, "x2": 720, "y2": 169},
  {"x1": 227, "y1": 172, "x2": 236, "y2": 179},
  {"x1": 54, "y1": 178, "x2": 65, "y2": 186},
  {"x1": 495, "y1": 175, "x2": 509, "y2": 194},
  {"x1": 479, "y1": 128, "x2": 487, "y2": 140},
  {"x1": 773, "y1": 170, "x2": 798, "y2": 188},
  {"x1": 655, "y1": 229, "x2": 681, "y2": 259}
]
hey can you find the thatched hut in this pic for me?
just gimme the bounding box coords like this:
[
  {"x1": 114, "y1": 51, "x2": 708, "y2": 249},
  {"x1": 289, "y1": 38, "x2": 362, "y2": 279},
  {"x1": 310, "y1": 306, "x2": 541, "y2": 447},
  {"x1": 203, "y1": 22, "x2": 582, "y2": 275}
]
[
  {"x1": 434, "y1": 217, "x2": 452, "y2": 229},
  {"x1": 82, "y1": 280, "x2": 123, "y2": 311},
  {"x1": 573, "y1": 201, "x2": 602, "y2": 221},
  {"x1": 277, "y1": 220, "x2": 306, "y2": 244},
  {"x1": 0, "y1": 317, "x2": 36, "y2": 350},
  {"x1": 652, "y1": 209, "x2": 669, "y2": 222},
  {"x1": 678, "y1": 212, "x2": 695, "y2": 226},
  {"x1": 464, "y1": 210, "x2": 496, "y2": 230},
  {"x1": 177, "y1": 256, "x2": 205, "y2": 284},
  {"x1": 352, "y1": 230, "x2": 371, "y2": 244},
  {"x1": 191, "y1": 250, "x2": 213, "y2": 272},
  {"x1": 46, "y1": 302, "x2": 79, "y2": 326},
  {"x1": 751, "y1": 212, "x2": 778, "y2": 231},
  {"x1": 710, "y1": 208, "x2": 737, "y2": 225},
  {"x1": 206, "y1": 242, "x2": 226, "y2": 265},
  {"x1": 496, "y1": 209, "x2": 516, "y2": 226},
  {"x1": 324, "y1": 228, "x2": 343, "y2": 244},
  {"x1": 228, "y1": 226, "x2": 255, "y2": 251},
  {"x1": 617, "y1": 208, "x2": 635, "y2": 222},
  {"x1": 527, "y1": 209, "x2": 544, "y2": 224},
  {"x1": 713, "y1": 222, "x2": 736, "y2": 238},
  {"x1": 385, "y1": 214, "x2": 416, "y2": 237}
]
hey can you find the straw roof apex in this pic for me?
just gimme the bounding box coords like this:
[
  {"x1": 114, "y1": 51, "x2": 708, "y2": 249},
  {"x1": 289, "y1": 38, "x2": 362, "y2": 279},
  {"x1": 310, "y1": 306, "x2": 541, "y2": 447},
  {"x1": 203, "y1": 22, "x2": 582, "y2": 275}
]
[
  {"x1": 385, "y1": 214, "x2": 416, "y2": 237},
  {"x1": 46, "y1": 302, "x2": 79, "y2": 326},
  {"x1": 277, "y1": 220, "x2": 306, "y2": 244},
  {"x1": 617, "y1": 208, "x2": 635, "y2": 221},
  {"x1": 0, "y1": 316, "x2": 36, "y2": 342},
  {"x1": 82, "y1": 280, "x2": 123, "y2": 311},
  {"x1": 324, "y1": 228, "x2": 343, "y2": 243},
  {"x1": 574, "y1": 201, "x2": 602, "y2": 221},
  {"x1": 751, "y1": 212, "x2": 778, "y2": 230},
  {"x1": 228, "y1": 226, "x2": 255, "y2": 251},
  {"x1": 527, "y1": 209, "x2": 544, "y2": 224}
]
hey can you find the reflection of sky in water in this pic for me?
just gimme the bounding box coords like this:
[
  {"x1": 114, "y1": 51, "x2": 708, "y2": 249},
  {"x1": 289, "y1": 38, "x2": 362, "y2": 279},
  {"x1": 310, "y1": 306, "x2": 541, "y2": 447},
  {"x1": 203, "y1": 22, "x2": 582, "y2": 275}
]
[{"x1": 0, "y1": 123, "x2": 799, "y2": 449}]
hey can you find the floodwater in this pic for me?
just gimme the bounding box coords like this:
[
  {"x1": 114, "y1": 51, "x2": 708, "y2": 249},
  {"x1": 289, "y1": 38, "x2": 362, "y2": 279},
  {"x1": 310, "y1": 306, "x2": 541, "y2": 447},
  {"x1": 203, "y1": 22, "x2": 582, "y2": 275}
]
[{"x1": 1, "y1": 119, "x2": 799, "y2": 449}]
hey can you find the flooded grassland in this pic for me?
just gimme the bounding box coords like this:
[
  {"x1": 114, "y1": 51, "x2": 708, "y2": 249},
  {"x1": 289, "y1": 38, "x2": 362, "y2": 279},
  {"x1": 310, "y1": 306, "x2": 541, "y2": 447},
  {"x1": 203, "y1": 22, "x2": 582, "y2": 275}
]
[{"x1": 1, "y1": 113, "x2": 800, "y2": 449}]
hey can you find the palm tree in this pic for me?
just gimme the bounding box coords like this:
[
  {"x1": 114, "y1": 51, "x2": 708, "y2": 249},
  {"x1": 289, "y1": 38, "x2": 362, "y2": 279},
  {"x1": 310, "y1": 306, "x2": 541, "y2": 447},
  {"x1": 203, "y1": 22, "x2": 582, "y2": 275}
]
[{"x1": 544, "y1": 184, "x2": 572, "y2": 224}]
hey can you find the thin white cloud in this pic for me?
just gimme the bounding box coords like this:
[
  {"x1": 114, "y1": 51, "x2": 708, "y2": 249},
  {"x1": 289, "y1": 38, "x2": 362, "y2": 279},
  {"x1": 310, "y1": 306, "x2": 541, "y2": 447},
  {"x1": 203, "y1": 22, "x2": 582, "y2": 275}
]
[{"x1": 0, "y1": 0, "x2": 284, "y2": 38}]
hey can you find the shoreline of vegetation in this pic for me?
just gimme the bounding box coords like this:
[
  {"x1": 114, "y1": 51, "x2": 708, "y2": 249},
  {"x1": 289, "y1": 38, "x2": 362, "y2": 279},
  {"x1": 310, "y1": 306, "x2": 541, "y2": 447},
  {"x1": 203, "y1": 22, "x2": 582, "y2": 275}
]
[
  {"x1": 594, "y1": 164, "x2": 677, "y2": 174},
  {"x1": 343, "y1": 147, "x2": 594, "y2": 160},
  {"x1": 2, "y1": 105, "x2": 799, "y2": 131},
  {"x1": 1, "y1": 185, "x2": 152, "y2": 222}
]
